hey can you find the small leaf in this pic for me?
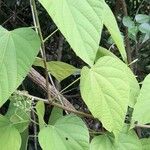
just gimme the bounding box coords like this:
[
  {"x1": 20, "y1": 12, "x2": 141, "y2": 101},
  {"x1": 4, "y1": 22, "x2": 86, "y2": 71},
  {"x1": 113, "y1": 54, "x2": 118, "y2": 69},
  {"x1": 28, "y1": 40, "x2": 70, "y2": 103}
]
[
  {"x1": 48, "y1": 107, "x2": 63, "y2": 125},
  {"x1": 36, "y1": 101, "x2": 45, "y2": 129},
  {"x1": 80, "y1": 56, "x2": 130, "y2": 135},
  {"x1": 0, "y1": 115, "x2": 21, "y2": 150},
  {"x1": 123, "y1": 16, "x2": 135, "y2": 28},
  {"x1": 34, "y1": 58, "x2": 79, "y2": 82},
  {"x1": 132, "y1": 74, "x2": 150, "y2": 125},
  {"x1": 139, "y1": 23, "x2": 150, "y2": 34},
  {"x1": 38, "y1": 115, "x2": 89, "y2": 150},
  {"x1": 135, "y1": 14, "x2": 150, "y2": 23},
  {"x1": 141, "y1": 138, "x2": 150, "y2": 150},
  {"x1": 0, "y1": 26, "x2": 40, "y2": 107}
]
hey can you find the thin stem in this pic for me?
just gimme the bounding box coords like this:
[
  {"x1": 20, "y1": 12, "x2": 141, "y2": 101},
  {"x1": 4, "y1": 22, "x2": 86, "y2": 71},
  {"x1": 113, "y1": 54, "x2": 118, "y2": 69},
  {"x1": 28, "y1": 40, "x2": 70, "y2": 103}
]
[
  {"x1": 43, "y1": 29, "x2": 59, "y2": 43},
  {"x1": 60, "y1": 77, "x2": 80, "y2": 94},
  {"x1": 135, "y1": 124, "x2": 150, "y2": 129},
  {"x1": 15, "y1": 91, "x2": 94, "y2": 119},
  {"x1": 30, "y1": 0, "x2": 52, "y2": 102}
]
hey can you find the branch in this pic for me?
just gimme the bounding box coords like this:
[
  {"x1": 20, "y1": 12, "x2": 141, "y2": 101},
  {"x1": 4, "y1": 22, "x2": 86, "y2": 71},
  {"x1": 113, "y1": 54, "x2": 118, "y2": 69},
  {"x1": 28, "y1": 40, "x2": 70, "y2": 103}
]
[
  {"x1": 16, "y1": 91, "x2": 94, "y2": 119},
  {"x1": 28, "y1": 68, "x2": 75, "y2": 110}
]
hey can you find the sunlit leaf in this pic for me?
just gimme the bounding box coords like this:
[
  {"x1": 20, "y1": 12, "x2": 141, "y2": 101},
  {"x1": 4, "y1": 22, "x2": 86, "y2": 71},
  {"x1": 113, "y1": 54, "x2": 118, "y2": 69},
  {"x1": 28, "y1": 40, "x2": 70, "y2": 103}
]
[
  {"x1": 80, "y1": 56, "x2": 130, "y2": 135},
  {"x1": 0, "y1": 26, "x2": 40, "y2": 107}
]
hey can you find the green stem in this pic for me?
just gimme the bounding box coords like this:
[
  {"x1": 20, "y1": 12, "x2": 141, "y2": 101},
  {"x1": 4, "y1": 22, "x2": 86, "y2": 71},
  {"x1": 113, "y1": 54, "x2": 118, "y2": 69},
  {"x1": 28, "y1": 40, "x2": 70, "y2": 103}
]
[{"x1": 43, "y1": 29, "x2": 59, "y2": 43}]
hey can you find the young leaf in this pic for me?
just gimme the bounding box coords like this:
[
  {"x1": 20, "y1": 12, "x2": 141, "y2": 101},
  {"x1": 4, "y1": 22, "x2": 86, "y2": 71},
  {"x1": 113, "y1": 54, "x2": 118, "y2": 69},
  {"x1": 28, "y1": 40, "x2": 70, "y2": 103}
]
[
  {"x1": 38, "y1": 0, "x2": 104, "y2": 66},
  {"x1": 0, "y1": 26, "x2": 40, "y2": 107},
  {"x1": 38, "y1": 115, "x2": 89, "y2": 150},
  {"x1": 0, "y1": 115, "x2": 21, "y2": 150},
  {"x1": 141, "y1": 138, "x2": 150, "y2": 150},
  {"x1": 34, "y1": 58, "x2": 79, "y2": 82},
  {"x1": 80, "y1": 56, "x2": 130, "y2": 135},
  {"x1": 48, "y1": 107, "x2": 63, "y2": 125},
  {"x1": 123, "y1": 16, "x2": 135, "y2": 28},
  {"x1": 139, "y1": 23, "x2": 150, "y2": 34},
  {"x1": 132, "y1": 74, "x2": 150, "y2": 125},
  {"x1": 135, "y1": 14, "x2": 150, "y2": 23},
  {"x1": 90, "y1": 128, "x2": 142, "y2": 150}
]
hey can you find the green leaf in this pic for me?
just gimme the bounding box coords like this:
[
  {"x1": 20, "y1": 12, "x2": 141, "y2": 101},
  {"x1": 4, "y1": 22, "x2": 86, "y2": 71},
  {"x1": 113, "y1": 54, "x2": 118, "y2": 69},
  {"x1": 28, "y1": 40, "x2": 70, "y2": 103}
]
[
  {"x1": 34, "y1": 58, "x2": 79, "y2": 82},
  {"x1": 48, "y1": 107, "x2": 63, "y2": 125},
  {"x1": 90, "y1": 133, "x2": 115, "y2": 150},
  {"x1": 132, "y1": 74, "x2": 150, "y2": 125},
  {"x1": 38, "y1": 0, "x2": 126, "y2": 65},
  {"x1": 95, "y1": 47, "x2": 117, "y2": 62},
  {"x1": 36, "y1": 101, "x2": 45, "y2": 129},
  {"x1": 139, "y1": 23, "x2": 150, "y2": 34},
  {"x1": 0, "y1": 115, "x2": 21, "y2": 150},
  {"x1": 38, "y1": 115, "x2": 89, "y2": 150},
  {"x1": 141, "y1": 138, "x2": 150, "y2": 150},
  {"x1": 80, "y1": 56, "x2": 130, "y2": 135},
  {"x1": 95, "y1": 47, "x2": 140, "y2": 107},
  {"x1": 102, "y1": 3, "x2": 127, "y2": 62},
  {"x1": 123, "y1": 16, "x2": 135, "y2": 28},
  {"x1": 38, "y1": 0, "x2": 104, "y2": 66},
  {"x1": 0, "y1": 26, "x2": 40, "y2": 107},
  {"x1": 114, "y1": 127, "x2": 142, "y2": 150},
  {"x1": 90, "y1": 127, "x2": 142, "y2": 150},
  {"x1": 135, "y1": 14, "x2": 150, "y2": 23}
]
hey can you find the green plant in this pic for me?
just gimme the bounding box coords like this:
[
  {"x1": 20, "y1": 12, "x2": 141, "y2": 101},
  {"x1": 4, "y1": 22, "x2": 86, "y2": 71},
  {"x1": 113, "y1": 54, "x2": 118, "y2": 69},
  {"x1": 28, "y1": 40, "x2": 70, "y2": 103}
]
[{"x1": 0, "y1": 0, "x2": 150, "y2": 150}]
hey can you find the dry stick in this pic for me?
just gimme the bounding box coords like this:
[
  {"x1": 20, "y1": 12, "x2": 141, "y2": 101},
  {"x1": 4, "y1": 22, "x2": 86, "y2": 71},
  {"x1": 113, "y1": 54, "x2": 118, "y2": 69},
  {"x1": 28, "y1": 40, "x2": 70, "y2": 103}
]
[{"x1": 28, "y1": 67, "x2": 75, "y2": 110}]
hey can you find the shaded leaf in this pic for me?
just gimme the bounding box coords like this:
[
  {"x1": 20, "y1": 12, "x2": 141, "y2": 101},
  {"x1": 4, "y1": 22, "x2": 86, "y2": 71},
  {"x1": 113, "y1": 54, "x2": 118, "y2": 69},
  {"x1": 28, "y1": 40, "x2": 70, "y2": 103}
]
[
  {"x1": 0, "y1": 115, "x2": 21, "y2": 150},
  {"x1": 34, "y1": 58, "x2": 79, "y2": 82},
  {"x1": 135, "y1": 14, "x2": 150, "y2": 23},
  {"x1": 48, "y1": 107, "x2": 63, "y2": 125},
  {"x1": 141, "y1": 138, "x2": 150, "y2": 150},
  {"x1": 123, "y1": 16, "x2": 135, "y2": 28},
  {"x1": 90, "y1": 127, "x2": 142, "y2": 150},
  {"x1": 36, "y1": 101, "x2": 45, "y2": 129},
  {"x1": 39, "y1": 115, "x2": 89, "y2": 150}
]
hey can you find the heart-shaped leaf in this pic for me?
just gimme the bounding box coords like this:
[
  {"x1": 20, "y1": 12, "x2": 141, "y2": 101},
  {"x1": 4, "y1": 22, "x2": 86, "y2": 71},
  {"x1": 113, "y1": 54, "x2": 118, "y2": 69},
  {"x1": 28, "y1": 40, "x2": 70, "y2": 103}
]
[
  {"x1": 80, "y1": 56, "x2": 130, "y2": 135},
  {"x1": 0, "y1": 26, "x2": 40, "y2": 107},
  {"x1": 38, "y1": 115, "x2": 89, "y2": 150}
]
